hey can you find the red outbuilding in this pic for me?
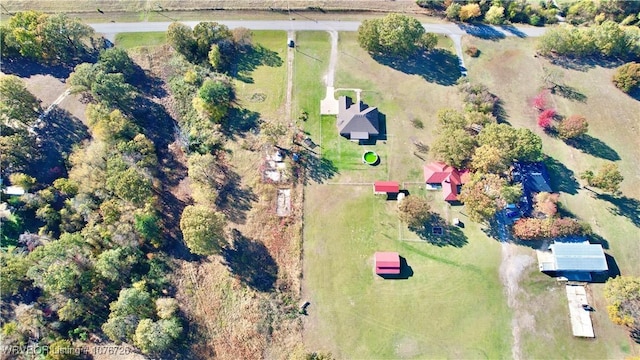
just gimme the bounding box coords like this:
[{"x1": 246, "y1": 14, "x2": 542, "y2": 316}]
[
  {"x1": 373, "y1": 181, "x2": 400, "y2": 194},
  {"x1": 375, "y1": 252, "x2": 401, "y2": 275}
]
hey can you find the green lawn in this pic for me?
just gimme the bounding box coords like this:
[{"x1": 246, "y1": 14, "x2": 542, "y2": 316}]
[
  {"x1": 114, "y1": 31, "x2": 166, "y2": 49},
  {"x1": 233, "y1": 30, "x2": 288, "y2": 121},
  {"x1": 303, "y1": 185, "x2": 511, "y2": 359},
  {"x1": 463, "y1": 36, "x2": 640, "y2": 358},
  {"x1": 300, "y1": 31, "x2": 511, "y2": 358}
]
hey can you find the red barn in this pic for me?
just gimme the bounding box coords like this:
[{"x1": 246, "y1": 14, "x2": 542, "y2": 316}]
[
  {"x1": 373, "y1": 181, "x2": 400, "y2": 194},
  {"x1": 375, "y1": 252, "x2": 401, "y2": 275}
]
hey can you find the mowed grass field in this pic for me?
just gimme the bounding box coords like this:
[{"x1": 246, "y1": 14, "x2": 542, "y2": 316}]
[
  {"x1": 300, "y1": 32, "x2": 513, "y2": 358},
  {"x1": 114, "y1": 31, "x2": 166, "y2": 49},
  {"x1": 463, "y1": 36, "x2": 640, "y2": 358},
  {"x1": 303, "y1": 186, "x2": 511, "y2": 359}
]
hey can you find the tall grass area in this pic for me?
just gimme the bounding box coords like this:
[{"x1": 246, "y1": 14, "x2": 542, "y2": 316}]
[
  {"x1": 463, "y1": 36, "x2": 640, "y2": 358},
  {"x1": 303, "y1": 186, "x2": 511, "y2": 358},
  {"x1": 115, "y1": 31, "x2": 166, "y2": 49}
]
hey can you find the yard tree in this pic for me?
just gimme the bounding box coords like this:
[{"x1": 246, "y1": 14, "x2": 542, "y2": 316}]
[
  {"x1": 97, "y1": 47, "x2": 136, "y2": 81},
  {"x1": 134, "y1": 211, "x2": 162, "y2": 247},
  {"x1": 512, "y1": 218, "x2": 549, "y2": 239},
  {"x1": 604, "y1": 276, "x2": 640, "y2": 329},
  {"x1": 501, "y1": 184, "x2": 523, "y2": 205},
  {"x1": 459, "y1": 174, "x2": 507, "y2": 222},
  {"x1": 436, "y1": 108, "x2": 467, "y2": 130},
  {"x1": 95, "y1": 247, "x2": 141, "y2": 282},
  {"x1": 155, "y1": 297, "x2": 179, "y2": 319},
  {"x1": 431, "y1": 127, "x2": 477, "y2": 169},
  {"x1": 106, "y1": 167, "x2": 153, "y2": 206},
  {"x1": 0, "y1": 130, "x2": 38, "y2": 174},
  {"x1": 513, "y1": 128, "x2": 543, "y2": 162},
  {"x1": 445, "y1": 2, "x2": 462, "y2": 20},
  {"x1": 192, "y1": 22, "x2": 233, "y2": 62},
  {"x1": 464, "y1": 111, "x2": 497, "y2": 127},
  {"x1": 458, "y1": 82, "x2": 498, "y2": 114},
  {"x1": 534, "y1": 192, "x2": 559, "y2": 218},
  {"x1": 398, "y1": 196, "x2": 431, "y2": 229},
  {"x1": 208, "y1": 44, "x2": 222, "y2": 71},
  {"x1": 86, "y1": 104, "x2": 139, "y2": 143},
  {"x1": 459, "y1": 3, "x2": 482, "y2": 22},
  {"x1": 8, "y1": 172, "x2": 37, "y2": 191},
  {"x1": 134, "y1": 317, "x2": 183, "y2": 354},
  {"x1": 26, "y1": 233, "x2": 92, "y2": 295},
  {"x1": 558, "y1": 114, "x2": 589, "y2": 139},
  {"x1": 612, "y1": 62, "x2": 640, "y2": 93},
  {"x1": 0, "y1": 75, "x2": 41, "y2": 129},
  {"x1": 68, "y1": 63, "x2": 98, "y2": 93},
  {"x1": 91, "y1": 72, "x2": 137, "y2": 109},
  {"x1": 485, "y1": 5, "x2": 506, "y2": 24},
  {"x1": 357, "y1": 19, "x2": 381, "y2": 54},
  {"x1": 471, "y1": 144, "x2": 510, "y2": 174},
  {"x1": 357, "y1": 14, "x2": 425, "y2": 58},
  {"x1": 0, "y1": 251, "x2": 32, "y2": 299},
  {"x1": 167, "y1": 22, "x2": 197, "y2": 62},
  {"x1": 103, "y1": 287, "x2": 155, "y2": 343},
  {"x1": 3, "y1": 10, "x2": 44, "y2": 60},
  {"x1": 419, "y1": 32, "x2": 438, "y2": 51},
  {"x1": 194, "y1": 78, "x2": 234, "y2": 123},
  {"x1": 39, "y1": 13, "x2": 94, "y2": 62},
  {"x1": 179, "y1": 205, "x2": 227, "y2": 256},
  {"x1": 581, "y1": 163, "x2": 624, "y2": 194},
  {"x1": 187, "y1": 153, "x2": 223, "y2": 205}
]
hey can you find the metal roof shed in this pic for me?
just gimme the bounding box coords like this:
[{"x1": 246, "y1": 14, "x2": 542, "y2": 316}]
[{"x1": 550, "y1": 242, "x2": 608, "y2": 272}]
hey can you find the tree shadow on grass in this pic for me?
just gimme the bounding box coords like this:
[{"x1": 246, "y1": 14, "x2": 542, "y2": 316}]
[
  {"x1": 378, "y1": 256, "x2": 414, "y2": 280},
  {"x1": 223, "y1": 229, "x2": 278, "y2": 292},
  {"x1": 31, "y1": 107, "x2": 90, "y2": 183},
  {"x1": 500, "y1": 25, "x2": 527, "y2": 38},
  {"x1": 216, "y1": 169, "x2": 257, "y2": 225},
  {"x1": 551, "y1": 84, "x2": 587, "y2": 102},
  {"x1": 548, "y1": 55, "x2": 625, "y2": 72},
  {"x1": 233, "y1": 44, "x2": 283, "y2": 84},
  {"x1": 372, "y1": 49, "x2": 461, "y2": 86},
  {"x1": 128, "y1": 64, "x2": 167, "y2": 99},
  {"x1": 0, "y1": 56, "x2": 76, "y2": 80},
  {"x1": 565, "y1": 134, "x2": 620, "y2": 161},
  {"x1": 411, "y1": 213, "x2": 468, "y2": 247},
  {"x1": 223, "y1": 107, "x2": 261, "y2": 139},
  {"x1": 597, "y1": 193, "x2": 640, "y2": 228},
  {"x1": 300, "y1": 152, "x2": 338, "y2": 184},
  {"x1": 543, "y1": 155, "x2": 579, "y2": 195},
  {"x1": 457, "y1": 23, "x2": 506, "y2": 40}
]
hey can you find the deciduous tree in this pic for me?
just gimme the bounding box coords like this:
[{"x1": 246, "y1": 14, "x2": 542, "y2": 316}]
[
  {"x1": 604, "y1": 276, "x2": 640, "y2": 329},
  {"x1": 485, "y1": 5, "x2": 506, "y2": 24},
  {"x1": 179, "y1": 205, "x2": 227, "y2": 256},
  {"x1": 459, "y1": 3, "x2": 482, "y2": 22},
  {"x1": 8, "y1": 172, "x2": 37, "y2": 191},
  {"x1": 612, "y1": 62, "x2": 640, "y2": 93},
  {"x1": 581, "y1": 163, "x2": 624, "y2": 194},
  {"x1": 558, "y1": 114, "x2": 588, "y2": 139},
  {"x1": 134, "y1": 318, "x2": 182, "y2": 354},
  {"x1": 357, "y1": 14, "x2": 426, "y2": 58},
  {"x1": 431, "y1": 127, "x2": 477, "y2": 169},
  {"x1": 398, "y1": 196, "x2": 431, "y2": 229},
  {"x1": 471, "y1": 144, "x2": 510, "y2": 174},
  {"x1": 0, "y1": 75, "x2": 41, "y2": 129}
]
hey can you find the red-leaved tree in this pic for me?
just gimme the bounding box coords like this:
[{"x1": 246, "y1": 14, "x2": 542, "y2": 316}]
[
  {"x1": 532, "y1": 90, "x2": 549, "y2": 111},
  {"x1": 537, "y1": 108, "x2": 556, "y2": 129}
]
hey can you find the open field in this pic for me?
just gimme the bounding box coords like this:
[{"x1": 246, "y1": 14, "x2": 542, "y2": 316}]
[
  {"x1": 115, "y1": 31, "x2": 166, "y2": 49},
  {"x1": 233, "y1": 31, "x2": 288, "y2": 121},
  {"x1": 303, "y1": 185, "x2": 511, "y2": 358},
  {"x1": 463, "y1": 36, "x2": 640, "y2": 357},
  {"x1": 300, "y1": 31, "x2": 513, "y2": 358}
]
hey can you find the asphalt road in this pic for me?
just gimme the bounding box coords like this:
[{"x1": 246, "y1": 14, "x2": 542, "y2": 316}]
[{"x1": 90, "y1": 20, "x2": 547, "y2": 42}]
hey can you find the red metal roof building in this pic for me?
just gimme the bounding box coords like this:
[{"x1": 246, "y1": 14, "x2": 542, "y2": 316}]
[
  {"x1": 423, "y1": 162, "x2": 470, "y2": 202},
  {"x1": 373, "y1": 181, "x2": 400, "y2": 194},
  {"x1": 375, "y1": 252, "x2": 401, "y2": 275}
]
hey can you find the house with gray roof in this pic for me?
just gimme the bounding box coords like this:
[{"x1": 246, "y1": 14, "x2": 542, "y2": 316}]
[
  {"x1": 536, "y1": 241, "x2": 608, "y2": 281},
  {"x1": 336, "y1": 96, "x2": 379, "y2": 141}
]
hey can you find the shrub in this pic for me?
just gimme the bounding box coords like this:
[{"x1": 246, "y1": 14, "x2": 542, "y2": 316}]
[
  {"x1": 537, "y1": 108, "x2": 556, "y2": 128},
  {"x1": 532, "y1": 90, "x2": 549, "y2": 111},
  {"x1": 558, "y1": 114, "x2": 588, "y2": 139},
  {"x1": 612, "y1": 62, "x2": 640, "y2": 93},
  {"x1": 411, "y1": 118, "x2": 424, "y2": 129},
  {"x1": 465, "y1": 46, "x2": 480, "y2": 57}
]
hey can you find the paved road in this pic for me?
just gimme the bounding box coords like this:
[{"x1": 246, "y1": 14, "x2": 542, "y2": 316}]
[{"x1": 90, "y1": 20, "x2": 547, "y2": 42}]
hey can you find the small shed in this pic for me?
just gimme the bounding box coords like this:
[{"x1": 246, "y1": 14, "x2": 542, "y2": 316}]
[
  {"x1": 373, "y1": 181, "x2": 399, "y2": 194},
  {"x1": 2, "y1": 186, "x2": 25, "y2": 196},
  {"x1": 375, "y1": 252, "x2": 401, "y2": 275}
]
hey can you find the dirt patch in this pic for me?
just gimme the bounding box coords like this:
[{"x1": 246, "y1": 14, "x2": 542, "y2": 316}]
[
  {"x1": 499, "y1": 242, "x2": 535, "y2": 360},
  {"x1": 395, "y1": 336, "x2": 421, "y2": 359}
]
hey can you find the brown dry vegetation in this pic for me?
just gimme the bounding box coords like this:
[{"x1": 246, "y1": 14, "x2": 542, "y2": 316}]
[{"x1": 126, "y1": 37, "x2": 304, "y2": 358}]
